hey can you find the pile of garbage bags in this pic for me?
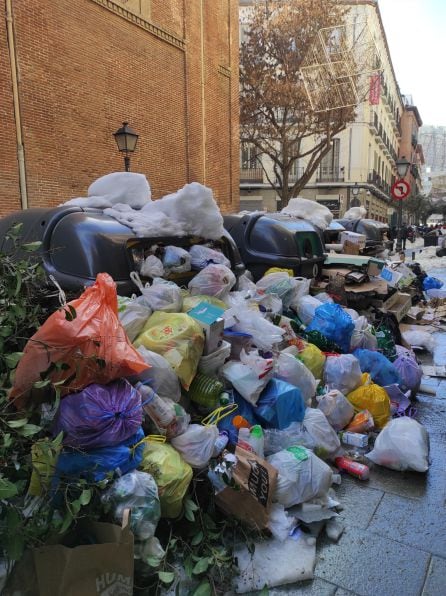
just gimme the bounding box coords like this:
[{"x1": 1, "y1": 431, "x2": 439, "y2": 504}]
[{"x1": 9, "y1": 259, "x2": 430, "y2": 592}]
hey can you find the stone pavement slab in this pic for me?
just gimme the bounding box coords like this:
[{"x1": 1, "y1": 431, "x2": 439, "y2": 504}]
[
  {"x1": 421, "y1": 556, "x2": 446, "y2": 596},
  {"x1": 314, "y1": 526, "x2": 431, "y2": 596},
  {"x1": 332, "y1": 477, "x2": 383, "y2": 530}
]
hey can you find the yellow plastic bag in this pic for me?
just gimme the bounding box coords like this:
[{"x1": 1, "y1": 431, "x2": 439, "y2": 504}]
[
  {"x1": 135, "y1": 312, "x2": 204, "y2": 389},
  {"x1": 182, "y1": 294, "x2": 227, "y2": 313},
  {"x1": 140, "y1": 441, "x2": 193, "y2": 518},
  {"x1": 264, "y1": 267, "x2": 294, "y2": 277},
  {"x1": 347, "y1": 381, "x2": 390, "y2": 430},
  {"x1": 298, "y1": 343, "x2": 326, "y2": 380}
]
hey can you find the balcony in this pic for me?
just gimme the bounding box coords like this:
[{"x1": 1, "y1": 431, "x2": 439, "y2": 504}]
[
  {"x1": 240, "y1": 167, "x2": 263, "y2": 183},
  {"x1": 367, "y1": 170, "x2": 392, "y2": 199},
  {"x1": 316, "y1": 167, "x2": 345, "y2": 183}
]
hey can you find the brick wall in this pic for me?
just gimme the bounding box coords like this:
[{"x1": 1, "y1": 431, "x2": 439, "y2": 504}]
[{"x1": 0, "y1": 0, "x2": 239, "y2": 215}]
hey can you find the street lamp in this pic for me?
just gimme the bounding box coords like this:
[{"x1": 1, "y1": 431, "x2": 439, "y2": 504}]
[
  {"x1": 395, "y1": 156, "x2": 411, "y2": 252},
  {"x1": 113, "y1": 122, "x2": 139, "y2": 172},
  {"x1": 350, "y1": 183, "x2": 361, "y2": 207}
]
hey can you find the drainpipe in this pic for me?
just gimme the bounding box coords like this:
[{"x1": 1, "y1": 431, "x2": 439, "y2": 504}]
[{"x1": 5, "y1": 0, "x2": 28, "y2": 209}]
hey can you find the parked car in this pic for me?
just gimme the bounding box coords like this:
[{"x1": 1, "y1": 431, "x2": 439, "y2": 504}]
[
  {"x1": 223, "y1": 212, "x2": 325, "y2": 281},
  {"x1": 0, "y1": 206, "x2": 245, "y2": 296},
  {"x1": 335, "y1": 218, "x2": 392, "y2": 255}
]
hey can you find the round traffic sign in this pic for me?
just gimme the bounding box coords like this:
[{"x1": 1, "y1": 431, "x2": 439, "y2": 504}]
[{"x1": 391, "y1": 180, "x2": 410, "y2": 200}]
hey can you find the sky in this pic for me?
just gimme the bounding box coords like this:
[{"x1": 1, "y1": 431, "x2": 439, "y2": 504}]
[{"x1": 378, "y1": 0, "x2": 446, "y2": 127}]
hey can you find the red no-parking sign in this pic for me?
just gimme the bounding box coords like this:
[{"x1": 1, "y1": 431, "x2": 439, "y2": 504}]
[{"x1": 391, "y1": 180, "x2": 411, "y2": 200}]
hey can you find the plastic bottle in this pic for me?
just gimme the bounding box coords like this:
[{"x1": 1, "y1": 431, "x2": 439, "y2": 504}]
[
  {"x1": 136, "y1": 382, "x2": 175, "y2": 429},
  {"x1": 335, "y1": 456, "x2": 370, "y2": 480},
  {"x1": 212, "y1": 431, "x2": 229, "y2": 458},
  {"x1": 187, "y1": 373, "x2": 224, "y2": 409},
  {"x1": 232, "y1": 415, "x2": 251, "y2": 430},
  {"x1": 237, "y1": 427, "x2": 255, "y2": 453},
  {"x1": 247, "y1": 425, "x2": 264, "y2": 458}
]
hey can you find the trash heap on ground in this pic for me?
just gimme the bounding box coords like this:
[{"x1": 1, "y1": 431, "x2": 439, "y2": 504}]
[{"x1": 2, "y1": 180, "x2": 434, "y2": 595}]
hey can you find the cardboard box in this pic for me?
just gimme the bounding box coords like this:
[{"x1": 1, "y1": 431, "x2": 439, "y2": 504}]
[
  {"x1": 188, "y1": 302, "x2": 225, "y2": 355},
  {"x1": 340, "y1": 231, "x2": 366, "y2": 249},
  {"x1": 382, "y1": 292, "x2": 411, "y2": 322}
]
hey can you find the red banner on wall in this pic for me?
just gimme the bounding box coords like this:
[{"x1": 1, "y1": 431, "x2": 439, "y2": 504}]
[{"x1": 369, "y1": 74, "x2": 381, "y2": 105}]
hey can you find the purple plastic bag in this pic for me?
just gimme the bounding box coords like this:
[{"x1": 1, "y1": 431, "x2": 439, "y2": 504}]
[
  {"x1": 53, "y1": 379, "x2": 142, "y2": 449},
  {"x1": 393, "y1": 355, "x2": 422, "y2": 392}
]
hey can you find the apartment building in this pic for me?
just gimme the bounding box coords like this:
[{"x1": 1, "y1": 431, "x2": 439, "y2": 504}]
[
  {"x1": 239, "y1": 0, "x2": 404, "y2": 223},
  {"x1": 1, "y1": 0, "x2": 240, "y2": 215}
]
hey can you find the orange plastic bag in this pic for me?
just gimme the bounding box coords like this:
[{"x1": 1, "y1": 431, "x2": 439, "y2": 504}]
[{"x1": 10, "y1": 273, "x2": 148, "y2": 409}]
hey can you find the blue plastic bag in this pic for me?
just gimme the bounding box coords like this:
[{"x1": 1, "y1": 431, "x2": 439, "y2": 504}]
[
  {"x1": 353, "y1": 349, "x2": 401, "y2": 388},
  {"x1": 54, "y1": 427, "x2": 145, "y2": 483},
  {"x1": 254, "y1": 378, "x2": 306, "y2": 430},
  {"x1": 306, "y1": 303, "x2": 354, "y2": 354},
  {"x1": 423, "y1": 276, "x2": 444, "y2": 291}
]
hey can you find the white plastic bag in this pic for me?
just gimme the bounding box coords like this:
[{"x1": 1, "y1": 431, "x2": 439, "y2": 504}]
[
  {"x1": 296, "y1": 295, "x2": 321, "y2": 326},
  {"x1": 316, "y1": 390, "x2": 354, "y2": 431},
  {"x1": 188, "y1": 264, "x2": 236, "y2": 300},
  {"x1": 117, "y1": 295, "x2": 152, "y2": 342},
  {"x1": 140, "y1": 254, "x2": 165, "y2": 278},
  {"x1": 314, "y1": 292, "x2": 333, "y2": 304},
  {"x1": 264, "y1": 408, "x2": 340, "y2": 460},
  {"x1": 324, "y1": 354, "x2": 362, "y2": 395},
  {"x1": 231, "y1": 308, "x2": 285, "y2": 350},
  {"x1": 402, "y1": 330, "x2": 436, "y2": 353},
  {"x1": 350, "y1": 316, "x2": 378, "y2": 351},
  {"x1": 275, "y1": 352, "x2": 317, "y2": 403},
  {"x1": 135, "y1": 346, "x2": 182, "y2": 402},
  {"x1": 268, "y1": 446, "x2": 333, "y2": 507},
  {"x1": 367, "y1": 418, "x2": 429, "y2": 472},
  {"x1": 171, "y1": 424, "x2": 219, "y2": 468},
  {"x1": 130, "y1": 272, "x2": 183, "y2": 312},
  {"x1": 163, "y1": 246, "x2": 191, "y2": 274},
  {"x1": 256, "y1": 273, "x2": 298, "y2": 309},
  {"x1": 221, "y1": 350, "x2": 274, "y2": 405},
  {"x1": 189, "y1": 244, "x2": 230, "y2": 269}
]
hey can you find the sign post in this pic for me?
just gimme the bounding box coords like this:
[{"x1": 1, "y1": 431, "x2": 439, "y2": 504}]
[{"x1": 391, "y1": 180, "x2": 411, "y2": 252}]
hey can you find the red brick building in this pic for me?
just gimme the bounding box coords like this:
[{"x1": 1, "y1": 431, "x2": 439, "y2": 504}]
[{"x1": 1, "y1": 0, "x2": 239, "y2": 215}]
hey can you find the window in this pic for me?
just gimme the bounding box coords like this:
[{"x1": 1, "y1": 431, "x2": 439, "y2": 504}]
[
  {"x1": 319, "y1": 138, "x2": 340, "y2": 178},
  {"x1": 241, "y1": 143, "x2": 258, "y2": 169}
]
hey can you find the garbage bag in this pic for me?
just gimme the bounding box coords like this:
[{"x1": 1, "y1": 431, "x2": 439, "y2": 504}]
[
  {"x1": 254, "y1": 378, "x2": 306, "y2": 430},
  {"x1": 297, "y1": 342, "x2": 325, "y2": 380},
  {"x1": 189, "y1": 244, "x2": 230, "y2": 269},
  {"x1": 131, "y1": 272, "x2": 183, "y2": 312},
  {"x1": 423, "y1": 276, "x2": 443, "y2": 291},
  {"x1": 117, "y1": 295, "x2": 152, "y2": 342},
  {"x1": 256, "y1": 272, "x2": 301, "y2": 309},
  {"x1": 350, "y1": 316, "x2": 378, "y2": 351},
  {"x1": 162, "y1": 245, "x2": 191, "y2": 274},
  {"x1": 393, "y1": 355, "x2": 422, "y2": 393},
  {"x1": 264, "y1": 408, "x2": 340, "y2": 460},
  {"x1": 221, "y1": 351, "x2": 274, "y2": 406},
  {"x1": 10, "y1": 273, "x2": 148, "y2": 409},
  {"x1": 347, "y1": 378, "x2": 390, "y2": 429},
  {"x1": 307, "y1": 303, "x2": 354, "y2": 354},
  {"x1": 353, "y1": 349, "x2": 401, "y2": 388},
  {"x1": 188, "y1": 264, "x2": 236, "y2": 300},
  {"x1": 367, "y1": 418, "x2": 429, "y2": 472},
  {"x1": 324, "y1": 354, "x2": 362, "y2": 396},
  {"x1": 274, "y1": 352, "x2": 318, "y2": 403},
  {"x1": 296, "y1": 295, "x2": 322, "y2": 326},
  {"x1": 140, "y1": 441, "x2": 193, "y2": 518},
  {"x1": 53, "y1": 379, "x2": 143, "y2": 449},
  {"x1": 140, "y1": 255, "x2": 165, "y2": 278},
  {"x1": 268, "y1": 446, "x2": 333, "y2": 507},
  {"x1": 135, "y1": 312, "x2": 204, "y2": 390},
  {"x1": 401, "y1": 329, "x2": 436, "y2": 353},
  {"x1": 133, "y1": 346, "x2": 181, "y2": 402},
  {"x1": 316, "y1": 389, "x2": 354, "y2": 431},
  {"x1": 231, "y1": 308, "x2": 285, "y2": 351},
  {"x1": 171, "y1": 424, "x2": 219, "y2": 468},
  {"x1": 54, "y1": 427, "x2": 145, "y2": 483},
  {"x1": 102, "y1": 470, "x2": 161, "y2": 540}
]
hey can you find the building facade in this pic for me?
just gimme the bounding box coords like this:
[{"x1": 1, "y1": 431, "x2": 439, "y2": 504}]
[
  {"x1": 1, "y1": 0, "x2": 240, "y2": 216},
  {"x1": 239, "y1": 0, "x2": 404, "y2": 223}
]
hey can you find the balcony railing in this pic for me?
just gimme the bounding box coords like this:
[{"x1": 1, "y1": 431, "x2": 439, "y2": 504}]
[
  {"x1": 367, "y1": 169, "x2": 391, "y2": 197},
  {"x1": 316, "y1": 167, "x2": 345, "y2": 183},
  {"x1": 240, "y1": 167, "x2": 263, "y2": 183}
]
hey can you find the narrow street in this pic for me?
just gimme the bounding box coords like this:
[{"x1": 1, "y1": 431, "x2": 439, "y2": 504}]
[{"x1": 262, "y1": 245, "x2": 446, "y2": 596}]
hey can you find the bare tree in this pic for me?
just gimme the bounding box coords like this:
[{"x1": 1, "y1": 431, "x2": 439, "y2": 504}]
[{"x1": 240, "y1": 0, "x2": 359, "y2": 207}]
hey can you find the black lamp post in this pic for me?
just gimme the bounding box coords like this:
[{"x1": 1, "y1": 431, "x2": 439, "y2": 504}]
[
  {"x1": 350, "y1": 183, "x2": 361, "y2": 207},
  {"x1": 113, "y1": 122, "x2": 139, "y2": 172},
  {"x1": 395, "y1": 156, "x2": 411, "y2": 252}
]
